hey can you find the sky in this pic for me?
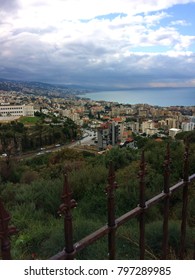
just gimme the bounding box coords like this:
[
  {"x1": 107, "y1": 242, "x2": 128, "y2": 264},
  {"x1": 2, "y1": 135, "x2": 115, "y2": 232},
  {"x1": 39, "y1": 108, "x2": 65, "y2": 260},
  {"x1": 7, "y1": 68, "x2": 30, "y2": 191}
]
[{"x1": 0, "y1": 0, "x2": 195, "y2": 89}]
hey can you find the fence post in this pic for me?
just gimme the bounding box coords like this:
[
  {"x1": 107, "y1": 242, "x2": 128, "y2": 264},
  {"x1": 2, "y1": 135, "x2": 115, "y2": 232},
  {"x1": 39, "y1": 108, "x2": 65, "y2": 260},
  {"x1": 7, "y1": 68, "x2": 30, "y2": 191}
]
[
  {"x1": 58, "y1": 174, "x2": 77, "y2": 260},
  {"x1": 179, "y1": 142, "x2": 190, "y2": 259},
  {"x1": 162, "y1": 143, "x2": 171, "y2": 259},
  {"x1": 138, "y1": 151, "x2": 146, "y2": 260},
  {"x1": 0, "y1": 198, "x2": 18, "y2": 260},
  {"x1": 193, "y1": 241, "x2": 195, "y2": 260},
  {"x1": 106, "y1": 162, "x2": 117, "y2": 260}
]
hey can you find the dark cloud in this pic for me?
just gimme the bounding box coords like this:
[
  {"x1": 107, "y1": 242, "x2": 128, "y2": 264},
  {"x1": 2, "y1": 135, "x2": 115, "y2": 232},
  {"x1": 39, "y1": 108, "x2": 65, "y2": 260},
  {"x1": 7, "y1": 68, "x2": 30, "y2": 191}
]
[
  {"x1": 0, "y1": 0, "x2": 19, "y2": 12},
  {"x1": 0, "y1": 28, "x2": 195, "y2": 88},
  {"x1": 1, "y1": 52, "x2": 195, "y2": 88},
  {"x1": 0, "y1": 1, "x2": 194, "y2": 89}
]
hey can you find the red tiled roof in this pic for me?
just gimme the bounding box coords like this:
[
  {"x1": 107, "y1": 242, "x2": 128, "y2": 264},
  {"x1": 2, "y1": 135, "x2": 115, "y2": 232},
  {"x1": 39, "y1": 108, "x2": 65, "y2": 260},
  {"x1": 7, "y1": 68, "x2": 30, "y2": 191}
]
[
  {"x1": 100, "y1": 123, "x2": 109, "y2": 129},
  {"x1": 126, "y1": 137, "x2": 134, "y2": 142},
  {"x1": 112, "y1": 117, "x2": 123, "y2": 122},
  {"x1": 155, "y1": 138, "x2": 163, "y2": 142}
]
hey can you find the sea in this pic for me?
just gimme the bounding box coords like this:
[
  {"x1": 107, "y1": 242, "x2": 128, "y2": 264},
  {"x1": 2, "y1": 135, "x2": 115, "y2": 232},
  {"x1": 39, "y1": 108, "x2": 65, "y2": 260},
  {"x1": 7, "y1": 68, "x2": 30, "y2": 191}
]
[{"x1": 78, "y1": 87, "x2": 195, "y2": 107}]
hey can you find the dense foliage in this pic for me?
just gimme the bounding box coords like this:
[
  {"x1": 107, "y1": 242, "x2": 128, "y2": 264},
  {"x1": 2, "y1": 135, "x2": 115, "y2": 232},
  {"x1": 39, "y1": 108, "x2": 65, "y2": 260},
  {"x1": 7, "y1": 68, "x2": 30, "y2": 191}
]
[
  {"x1": 0, "y1": 134, "x2": 195, "y2": 260},
  {"x1": 0, "y1": 116, "x2": 78, "y2": 155}
]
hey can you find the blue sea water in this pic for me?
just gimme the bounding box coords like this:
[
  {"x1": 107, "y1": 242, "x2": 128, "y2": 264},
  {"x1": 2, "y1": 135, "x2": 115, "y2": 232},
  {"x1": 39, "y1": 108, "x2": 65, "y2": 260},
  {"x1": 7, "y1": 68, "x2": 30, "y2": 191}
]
[{"x1": 78, "y1": 87, "x2": 195, "y2": 107}]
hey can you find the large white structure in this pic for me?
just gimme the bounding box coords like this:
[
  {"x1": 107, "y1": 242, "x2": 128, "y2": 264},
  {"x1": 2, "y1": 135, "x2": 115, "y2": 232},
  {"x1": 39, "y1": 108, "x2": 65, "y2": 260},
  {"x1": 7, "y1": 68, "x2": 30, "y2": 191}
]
[
  {"x1": 0, "y1": 104, "x2": 34, "y2": 117},
  {"x1": 169, "y1": 128, "x2": 182, "y2": 138}
]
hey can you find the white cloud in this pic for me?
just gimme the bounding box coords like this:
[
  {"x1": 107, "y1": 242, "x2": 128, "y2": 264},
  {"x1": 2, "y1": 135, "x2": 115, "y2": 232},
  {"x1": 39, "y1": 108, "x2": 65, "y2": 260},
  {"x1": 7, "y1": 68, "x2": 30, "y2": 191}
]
[
  {"x1": 170, "y1": 20, "x2": 190, "y2": 26},
  {"x1": 0, "y1": 0, "x2": 195, "y2": 87},
  {"x1": 17, "y1": 0, "x2": 195, "y2": 21}
]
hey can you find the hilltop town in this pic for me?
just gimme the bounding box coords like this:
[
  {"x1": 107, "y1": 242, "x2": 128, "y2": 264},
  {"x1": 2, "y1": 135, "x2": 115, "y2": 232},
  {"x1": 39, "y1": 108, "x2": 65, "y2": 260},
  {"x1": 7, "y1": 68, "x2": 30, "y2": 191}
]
[
  {"x1": 0, "y1": 79, "x2": 195, "y2": 261},
  {"x1": 0, "y1": 79, "x2": 195, "y2": 155}
]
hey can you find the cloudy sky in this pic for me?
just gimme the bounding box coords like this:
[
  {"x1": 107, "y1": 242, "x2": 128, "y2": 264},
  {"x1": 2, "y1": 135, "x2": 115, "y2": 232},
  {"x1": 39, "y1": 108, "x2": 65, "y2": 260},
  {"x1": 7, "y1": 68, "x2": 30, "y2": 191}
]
[{"x1": 0, "y1": 0, "x2": 195, "y2": 89}]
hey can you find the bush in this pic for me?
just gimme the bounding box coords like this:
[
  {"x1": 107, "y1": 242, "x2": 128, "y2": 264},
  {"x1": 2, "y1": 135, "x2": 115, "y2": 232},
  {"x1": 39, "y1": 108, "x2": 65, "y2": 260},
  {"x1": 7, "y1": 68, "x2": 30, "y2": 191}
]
[{"x1": 145, "y1": 220, "x2": 194, "y2": 259}]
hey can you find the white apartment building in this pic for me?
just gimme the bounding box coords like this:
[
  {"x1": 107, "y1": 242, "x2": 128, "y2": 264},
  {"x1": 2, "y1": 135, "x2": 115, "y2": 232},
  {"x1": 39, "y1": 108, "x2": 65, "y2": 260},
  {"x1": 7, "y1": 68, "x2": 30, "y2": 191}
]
[
  {"x1": 165, "y1": 118, "x2": 178, "y2": 129},
  {"x1": 141, "y1": 120, "x2": 160, "y2": 136},
  {"x1": 181, "y1": 122, "x2": 195, "y2": 131},
  {"x1": 117, "y1": 122, "x2": 124, "y2": 141},
  {"x1": 61, "y1": 109, "x2": 80, "y2": 124},
  {"x1": 158, "y1": 120, "x2": 167, "y2": 128},
  {"x1": 0, "y1": 104, "x2": 34, "y2": 117},
  {"x1": 189, "y1": 116, "x2": 195, "y2": 123},
  {"x1": 138, "y1": 109, "x2": 148, "y2": 117},
  {"x1": 126, "y1": 121, "x2": 140, "y2": 133},
  {"x1": 111, "y1": 106, "x2": 121, "y2": 117},
  {"x1": 141, "y1": 120, "x2": 155, "y2": 134}
]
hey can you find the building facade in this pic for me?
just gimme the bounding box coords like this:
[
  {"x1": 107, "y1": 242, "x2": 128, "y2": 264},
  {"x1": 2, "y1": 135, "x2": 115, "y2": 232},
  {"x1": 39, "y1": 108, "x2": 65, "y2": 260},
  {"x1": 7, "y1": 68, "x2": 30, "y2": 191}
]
[
  {"x1": 181, "y1": 122, "x2": 195, "y2": 131},
  {"x1": 97, "y1": 121, "x2": 119, "y2": 150},
  {"x1": 0, "y1": 104, "x2": 34, "y2": 117}
]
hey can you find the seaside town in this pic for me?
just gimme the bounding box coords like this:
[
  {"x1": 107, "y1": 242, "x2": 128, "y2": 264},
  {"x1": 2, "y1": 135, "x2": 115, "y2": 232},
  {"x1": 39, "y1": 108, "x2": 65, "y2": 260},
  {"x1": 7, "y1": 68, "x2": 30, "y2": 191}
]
[
  {"x1": 0, "y1": 80, "x2": 195, "y2": 155},
  {"x1": 1, "y1": 0, "x2": 195, "y2": 263}
]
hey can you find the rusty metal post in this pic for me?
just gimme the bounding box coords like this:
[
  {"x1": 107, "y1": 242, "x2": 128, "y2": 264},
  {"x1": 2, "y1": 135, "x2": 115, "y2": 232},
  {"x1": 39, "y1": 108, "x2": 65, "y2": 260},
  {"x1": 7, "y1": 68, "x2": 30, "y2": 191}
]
[
  {"x1": 106, "y1": 162, "x2": 117, "y2": 260},
  {"x1": 193, "y1": 241, "x2": 195, "y2": 260},
  {"x1": 179, "y1": 142, "x2": 190, "y2": 259},
  {"x1": 0, "y1": 198, "x2": 18, "y2": 260},
  {"x1": 138, "y1": 151, "x2": 146, "y2": 260},
  {"x1": 58, "y1": 174, "x2": 77, "y2": 260},
  {"x1": 162, "y1": 143, "x2": 171, "y2": 259}
]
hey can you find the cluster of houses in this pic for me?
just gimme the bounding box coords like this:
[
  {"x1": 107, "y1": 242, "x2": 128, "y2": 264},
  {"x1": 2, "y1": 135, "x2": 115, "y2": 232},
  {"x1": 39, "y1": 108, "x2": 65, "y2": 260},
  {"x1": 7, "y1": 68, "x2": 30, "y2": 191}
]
[{"x1": 0, "y1": 90, "x2": 194, "y2": 151}]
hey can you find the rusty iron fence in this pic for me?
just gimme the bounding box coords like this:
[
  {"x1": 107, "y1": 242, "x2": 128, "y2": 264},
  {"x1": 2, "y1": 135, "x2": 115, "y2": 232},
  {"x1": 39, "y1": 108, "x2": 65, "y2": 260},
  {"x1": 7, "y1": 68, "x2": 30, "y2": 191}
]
[{"x1": 0, "y1": 143, "x2": 195, "y2": 260}]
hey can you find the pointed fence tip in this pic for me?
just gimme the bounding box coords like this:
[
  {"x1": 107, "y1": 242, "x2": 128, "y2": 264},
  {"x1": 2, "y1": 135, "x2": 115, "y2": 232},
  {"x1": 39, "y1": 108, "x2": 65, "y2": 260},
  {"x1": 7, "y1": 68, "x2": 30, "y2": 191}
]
[{"x1": 106, "y1": 161, "x2": 118, "y2": 193}]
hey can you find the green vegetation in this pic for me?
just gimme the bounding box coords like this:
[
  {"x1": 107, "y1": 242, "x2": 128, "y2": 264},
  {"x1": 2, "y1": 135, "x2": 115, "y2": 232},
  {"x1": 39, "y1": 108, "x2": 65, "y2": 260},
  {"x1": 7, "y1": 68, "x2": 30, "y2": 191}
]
[
  {"x1": 175, "y1": 130, "x2": 195, "y2": 143},
  {"x1": 0, "y1": 135, "x2": 195, "y2": 259},
  {"x1": 19, "y1": 116, "x2": 41, "y2": 124},
  {"x1": 0, "y1": 115, "x2": 78, "y2": 155}
]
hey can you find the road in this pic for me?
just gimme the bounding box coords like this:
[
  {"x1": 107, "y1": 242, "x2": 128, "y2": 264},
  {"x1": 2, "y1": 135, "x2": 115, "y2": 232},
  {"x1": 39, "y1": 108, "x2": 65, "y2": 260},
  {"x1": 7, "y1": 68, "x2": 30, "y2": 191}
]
[
  {"x1": 68, "y1": 129, "x2": 97, "y2": 148},
  {"x1": 1, "y1": 129, "x2": 98, "y2": 161}
]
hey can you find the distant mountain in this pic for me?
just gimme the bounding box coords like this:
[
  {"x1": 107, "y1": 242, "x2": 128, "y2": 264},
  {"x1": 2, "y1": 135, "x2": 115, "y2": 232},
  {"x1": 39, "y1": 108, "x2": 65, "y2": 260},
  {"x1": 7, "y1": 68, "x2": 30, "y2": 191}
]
[
  {"x1": 0, "y1": 77, "x2": 122, "y2": 91},
  {"x1": 0, "y1": 77, "x2": 96, "y2": 98},
  {"x1": 0, "y1": 77, "x2": 94, "y2": 91}
]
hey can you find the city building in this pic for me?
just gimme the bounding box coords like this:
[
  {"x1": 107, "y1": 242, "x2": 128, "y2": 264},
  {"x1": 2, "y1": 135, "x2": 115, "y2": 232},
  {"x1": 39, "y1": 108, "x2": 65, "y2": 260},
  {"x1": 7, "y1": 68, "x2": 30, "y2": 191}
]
[
  {"x1": 165, "y1": 118, "x2": 178, "y2": 129},
  {"x1": 97, "y1": 121, "x2": 119, "y2": 150},
  {"x1": 97, "y1": 123, "x2": 110, "y2": 150},
  {"x1": 0, "y1": 104, "x2": 34, "y2": 117},
  {"x1": 141, "y1": 120, "x2": 155, "y2": 134},
  {"x1": 126, "y1": 121, "x2": 140, "y2": 133},
  {"x1": 181, "y1": 122, "x2": 195, "y2": 131},
  {"x1": 120, "y1": 137, "x2": 135, "y2": 149}
]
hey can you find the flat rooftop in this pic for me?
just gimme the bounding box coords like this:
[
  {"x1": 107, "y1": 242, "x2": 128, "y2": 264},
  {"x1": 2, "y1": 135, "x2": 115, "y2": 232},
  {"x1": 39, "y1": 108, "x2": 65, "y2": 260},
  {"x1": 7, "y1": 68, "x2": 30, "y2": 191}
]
[{"x1": 0, "y1": 116, "x2": 20, "y2": 123}]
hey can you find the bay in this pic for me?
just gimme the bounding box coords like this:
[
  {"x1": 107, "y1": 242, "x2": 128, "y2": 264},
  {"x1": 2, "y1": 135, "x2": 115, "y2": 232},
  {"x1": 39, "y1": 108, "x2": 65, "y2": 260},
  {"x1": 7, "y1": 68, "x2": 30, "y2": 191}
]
[{"x1": 78, "y1": 87, "x2": 195, "y2": 107}]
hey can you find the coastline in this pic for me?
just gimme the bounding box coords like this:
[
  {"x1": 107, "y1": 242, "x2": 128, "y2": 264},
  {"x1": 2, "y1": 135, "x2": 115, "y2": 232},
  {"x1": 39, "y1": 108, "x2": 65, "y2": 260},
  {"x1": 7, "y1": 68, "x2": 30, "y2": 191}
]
[{"x1": 76, "y1": 87, "x2": 195, "y2": 107}]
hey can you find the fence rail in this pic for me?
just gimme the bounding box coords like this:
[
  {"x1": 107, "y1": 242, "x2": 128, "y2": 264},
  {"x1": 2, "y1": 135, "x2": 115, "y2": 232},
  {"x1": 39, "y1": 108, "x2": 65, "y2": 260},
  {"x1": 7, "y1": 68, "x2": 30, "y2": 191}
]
[{"x1": 0, "y1": 143, "x2": 195, "y2": 260}]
